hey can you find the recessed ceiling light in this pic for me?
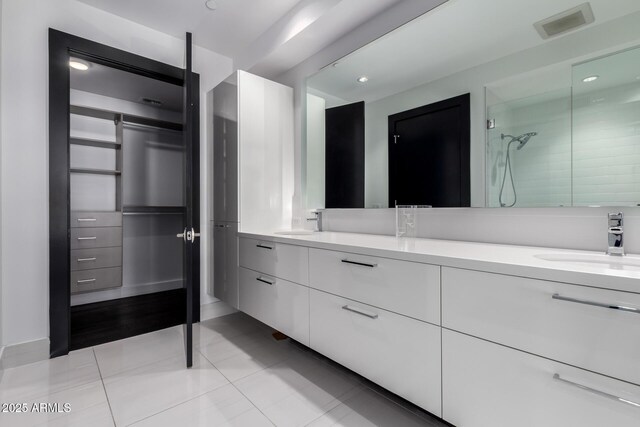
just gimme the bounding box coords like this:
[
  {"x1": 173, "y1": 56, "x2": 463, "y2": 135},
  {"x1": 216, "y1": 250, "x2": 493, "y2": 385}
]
[
  {"x1": 332, "y1": 62, "x2": 339, "y2": 67},
  {"x1": 582, "y1": 75, "x2": 599, "y2": 83},
  {"x1": 205, "y1": 0, "x2": 217, "y2": 10},
  {"x1": 69, "y1": 59, "x2": 89, "y2": 71},
  {"x1": 357, "y1": 76, "x2": 369, "y2": 83}
]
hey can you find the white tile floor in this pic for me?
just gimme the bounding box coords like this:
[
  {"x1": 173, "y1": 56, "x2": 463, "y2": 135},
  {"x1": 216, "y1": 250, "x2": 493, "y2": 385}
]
[{"x1": 0, "y1": 312, "x2": 446, "y2": 427}]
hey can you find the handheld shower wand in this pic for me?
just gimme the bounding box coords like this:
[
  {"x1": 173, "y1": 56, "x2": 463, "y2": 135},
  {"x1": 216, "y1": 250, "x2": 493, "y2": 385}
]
[{"x1": 498, "y1": 132, "x2": 537, "y2": 207}]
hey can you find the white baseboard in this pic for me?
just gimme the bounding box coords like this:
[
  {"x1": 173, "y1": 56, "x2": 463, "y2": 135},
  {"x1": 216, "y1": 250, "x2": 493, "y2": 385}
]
[
  {"x1": 0, "y1": 338, "x2": 49, "y2": 370},
  {"x1": 200, "y1": 301, "x2": 237, "y2": 321}
]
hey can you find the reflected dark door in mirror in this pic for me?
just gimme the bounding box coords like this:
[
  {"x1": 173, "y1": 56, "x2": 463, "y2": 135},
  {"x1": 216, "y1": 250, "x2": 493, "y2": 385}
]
[
  {"x1": 389, "y1": 94, "x2": 470, "y2": 208},
  {"x1": 325, "y1": 101, "x2": 365, "y2": 208}
]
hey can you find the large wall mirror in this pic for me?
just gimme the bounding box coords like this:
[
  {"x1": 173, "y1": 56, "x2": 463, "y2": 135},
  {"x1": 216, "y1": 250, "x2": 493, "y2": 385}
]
[{"x1": 304, "y1": 0, "x2": 640, "y2": 209}]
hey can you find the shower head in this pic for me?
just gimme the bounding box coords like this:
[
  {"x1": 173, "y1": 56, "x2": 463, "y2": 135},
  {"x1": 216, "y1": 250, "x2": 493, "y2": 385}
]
[{"x1": 501, "y1": 132, "x2": 538, "y2": 150}]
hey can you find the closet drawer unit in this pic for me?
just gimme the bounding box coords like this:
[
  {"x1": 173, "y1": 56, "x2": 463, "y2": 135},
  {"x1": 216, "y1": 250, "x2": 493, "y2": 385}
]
[
  {"x1": 70, "y1": 227, "x2": 122, "y2": 249},
  {"x1": 442, "y1": 329, "x2": 640, "y2": 427},
  {"x1": 309, "y1": 248, "x2": 440, "y2": 323},
  {"x1": 442, "y1": 267, "x2": 640, "y2": 385},
  {"x1": 70, "y1": 267, "x2": 122, "y2": 294},
  {"x1": 238, "y1": 267, "x2": 309, "y2": 345},
  {"x1": 309, "y1": 289, "x2": 441, "y2": 415},
  {"x1": 71, "y1": 211, "x2": 122, "y2": 228},
  {"x1": 239, "y1": 237, "x2": 308, "y2": 285},
  {"x1": 70, "y1": 247, "x2": 122, "y2": 271}
]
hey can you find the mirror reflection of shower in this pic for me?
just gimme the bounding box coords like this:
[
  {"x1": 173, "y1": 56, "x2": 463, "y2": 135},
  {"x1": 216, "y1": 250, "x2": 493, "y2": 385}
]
[{"x1": 498, "y1": 132, "x2": 537, "y2": 207}]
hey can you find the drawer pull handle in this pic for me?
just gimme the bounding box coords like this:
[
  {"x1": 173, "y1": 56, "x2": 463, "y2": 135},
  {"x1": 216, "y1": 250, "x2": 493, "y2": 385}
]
[
  {"x1": 77, "y1": 257, "x2": 97, "y2": 262},
  {"x1": 341, "y1": 259, "x2": 377, "y2": 268},
  {"x1": 552, "y1": 293, "x2": 640, "y2": 314},
  {"x1": 77, "y1": 218, "x2": 97, "y2": 222},
  {"x1": 77, "y1": 278, "x2": 96, "y2": 284},
  {"x1": 553, "y1": 374, "x2": 640, "y2": 408},
  {"x1": 256, "y1": 276, "x2": 275, "y2": 285},
  {"x1": 77, "y1": 236, "x2": 97, "y2": 241},
  {"x1": 342, "y1": 305, "x2": 378, "y2": 319},
  {"x1": 256, "y1": 244, "x2": 274, "y2": 250}
]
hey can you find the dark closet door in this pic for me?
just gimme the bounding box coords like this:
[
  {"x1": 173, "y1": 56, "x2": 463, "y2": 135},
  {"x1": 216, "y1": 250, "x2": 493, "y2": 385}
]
[
  {"x1": 388, "y1": 94, "x2": 470, "y2": 207},
  {"x1": 180, "y1": 32, "x2": 199, "y2": 368},
  {"x1": 325, "y1": 101, "x2": 365, "y2": 208}
]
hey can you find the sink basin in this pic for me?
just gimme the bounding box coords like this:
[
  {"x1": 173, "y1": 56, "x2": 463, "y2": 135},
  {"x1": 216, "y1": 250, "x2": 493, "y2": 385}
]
[
  {"x1": 535, "y1": 253, "x2": 640, "y2": 271},
  {"x1": 274, "y1": 230, "x2": 315, "y2": 236}
]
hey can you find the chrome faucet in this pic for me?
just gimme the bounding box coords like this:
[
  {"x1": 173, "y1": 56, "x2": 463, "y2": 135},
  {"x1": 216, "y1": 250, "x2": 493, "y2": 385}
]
[
  {"x1": 607, "y1": 212, "x2": 624, "y2": 256},
  {"x1": 306, "y1": 210, "x2": 323, "y2": 232}
]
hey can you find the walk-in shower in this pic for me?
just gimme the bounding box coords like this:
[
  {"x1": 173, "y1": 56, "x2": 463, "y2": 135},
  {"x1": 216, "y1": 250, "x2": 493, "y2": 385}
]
[{"x1": 498, "y1": 132, "x2": 537, "y2": 207}]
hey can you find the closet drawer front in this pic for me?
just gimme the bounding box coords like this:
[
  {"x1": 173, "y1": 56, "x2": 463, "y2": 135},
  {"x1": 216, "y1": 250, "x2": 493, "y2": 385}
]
[
  {"x1": 71, "y1": 211, "x2": 122, "y2": 228},
  {"x1": 71, "y1": 227, "x2": 122, "y2": 249},
  {"x1": 70, "y1": 247, "x2": 122, "y2": 271},
  {"x1": 309, "y1": 289, "x2": 441, "y2": 415},
  {"x1": 442, "y1": 330, "x2": 640, "y2": 427},
  {"x1": 442, "y1": 267, "x2": 640, "y2": 385},
  {"x1": 309, "y1": 248, "x2": 440, "y2": 323},
  {"x1": 239, "y1": 237, "x2": 308, "y2": 285},
  {"x1": 70, "y1": 267, "x2": 122, "y2": 294},
  {"x1": 238, "y1": 267, "x2": 309, "y2": 345}
]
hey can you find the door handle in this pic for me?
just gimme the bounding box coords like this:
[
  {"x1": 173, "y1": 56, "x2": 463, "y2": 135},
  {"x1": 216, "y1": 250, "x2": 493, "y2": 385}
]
[{"x1": 177, "y1": 228, "x2": 200, "y2": 243}]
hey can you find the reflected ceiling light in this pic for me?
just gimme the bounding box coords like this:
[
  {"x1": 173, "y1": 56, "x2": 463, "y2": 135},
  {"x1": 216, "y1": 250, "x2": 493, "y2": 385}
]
[
  {"x1": 205, "y1": 0, "x2": 217, "y2": 10},
  {"x1": 357, "y1": 76, "x2": 369, "y2": 83},
  {"x1": 582, "y1": 75, "x2": 599, "y2": 83},
  {"x1": 69, "y1": 59, "x2": 89, "y2": 71}
]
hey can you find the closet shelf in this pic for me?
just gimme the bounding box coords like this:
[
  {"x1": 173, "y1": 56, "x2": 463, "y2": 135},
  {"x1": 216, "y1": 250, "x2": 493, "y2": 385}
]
[
  {"x1": 123, "y1": 206, "x2": 186, "y2": 215},
  {"x1": 70, "y1": 168, "x2": 121, "y2": 176},
  {"x1": 70, "y1": 137, "x2": 121, "y2": 149}
]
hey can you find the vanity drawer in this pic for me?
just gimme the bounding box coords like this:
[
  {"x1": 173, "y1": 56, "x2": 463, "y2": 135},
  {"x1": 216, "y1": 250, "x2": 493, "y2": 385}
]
[
  {"x1": 239, "y1": 237, "x2": 308, "y2": 285},
  {"x1": 309, "y1": 248, "x2": 440, "y2": 323},
  {"x1": 442, "y1": 267, "x2": 640, "y2": 385},
  {"x1": 70, "y1": 227, "x2": 122, "y2": 249},
  {"x1": 70, "y1": 267, "x2": 122, "y2": 294},
  {"x1": 70, "y1": 247, "x2": 122, "y2": 271},
  {"x1": 71, "y1": 211, "x2": 122, "y2": 228},
  {"x1": 442, "y1": 329, "x2": 640, "y2": 427},
  {"x1": 238, "y1": 267, "x2": 309, "y2": 345},
  {"x1": 310, "y1": 288, "x2": 441, "y2": 415}
]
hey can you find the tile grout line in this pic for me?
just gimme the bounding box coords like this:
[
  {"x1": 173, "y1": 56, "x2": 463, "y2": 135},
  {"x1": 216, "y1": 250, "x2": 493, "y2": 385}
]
[
  {"x1": 92, "y1": 348, "x2": 117, "y2": 427},
  {"x1": 196, "y1": 345, "x2": 276, "y2": 426}
]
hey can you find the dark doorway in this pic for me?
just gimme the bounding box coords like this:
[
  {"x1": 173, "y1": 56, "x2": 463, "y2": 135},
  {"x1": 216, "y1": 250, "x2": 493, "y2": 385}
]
[
  {"x1": 49, "y1": 29, "x2": 200, "y2": 367},
  {"x1": 388, "y1": 94, "x2": 470, "y2": 207},
  {"x1": 325, "y1": 101, "x2": 365, "y2": 208}
]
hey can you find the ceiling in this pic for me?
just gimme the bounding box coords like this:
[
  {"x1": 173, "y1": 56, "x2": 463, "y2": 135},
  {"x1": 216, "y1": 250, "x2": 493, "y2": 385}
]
[
  {"x1": 307, "y1": 0, "x2": 640, "y2": 103},
  {"x1": 76, "y1": 0, "x2": 410, "y2": 77},
  {"x1": 77, "y1": 0, "x2": 301, "y2": 58},
  {"x1": 71, "y1": 61, "x2": 183, "y2": 111}
]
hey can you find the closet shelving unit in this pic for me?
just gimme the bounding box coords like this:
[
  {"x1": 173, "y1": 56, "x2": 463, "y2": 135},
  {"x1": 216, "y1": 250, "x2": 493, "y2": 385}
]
[{"x1": 69, "y1": 104, "x2": 184, "y2": 296}]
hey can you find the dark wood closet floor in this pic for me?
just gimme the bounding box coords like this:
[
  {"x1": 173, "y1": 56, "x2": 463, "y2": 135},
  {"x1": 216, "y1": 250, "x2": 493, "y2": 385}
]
[{"x1": 70, "y1": 289, "x2": 187, "y2": 350}]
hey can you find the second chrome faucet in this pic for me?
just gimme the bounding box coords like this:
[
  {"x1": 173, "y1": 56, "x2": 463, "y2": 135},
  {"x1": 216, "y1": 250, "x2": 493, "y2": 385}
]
[{"x1": 607, "y1": 212, "x2": 624, "y2": 256}]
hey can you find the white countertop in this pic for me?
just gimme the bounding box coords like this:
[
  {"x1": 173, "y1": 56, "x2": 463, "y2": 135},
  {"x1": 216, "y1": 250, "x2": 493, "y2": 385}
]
[{"x1": 238, "y1": 230, "x2": 640, "y2": 294}]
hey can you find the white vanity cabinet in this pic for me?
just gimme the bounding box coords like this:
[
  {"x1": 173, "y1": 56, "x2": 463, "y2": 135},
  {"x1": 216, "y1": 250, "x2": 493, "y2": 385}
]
[
  {"x1": 442, "y1": 329, "x2": 640, "y2": 427},
  {"x1": 441, "y1": 266, "x2": 640, "y2": 426},
  {"x1": 309, "y1": 289, "x2": 441, "y2": 415},
  {"x1": 237, "y1": 237, "x2": 309, "y2": 345},
  {"x1": 308, "y1": 248, "x2": 442, "y2": 416},
  {"x1": 308, "y1": 248, "x2": 440, "y2": 323},
  {"x1": 235, "y1": 233, "x2": 640, "y2": 426},
  {"x1": 442, "y1": 267, "x2": 640, "y2": 385}
]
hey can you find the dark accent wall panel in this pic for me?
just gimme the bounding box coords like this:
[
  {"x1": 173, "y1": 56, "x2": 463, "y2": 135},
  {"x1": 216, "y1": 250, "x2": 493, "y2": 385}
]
[{"x1": 325, "y1": 101, "x2": 365, "y2": 208}]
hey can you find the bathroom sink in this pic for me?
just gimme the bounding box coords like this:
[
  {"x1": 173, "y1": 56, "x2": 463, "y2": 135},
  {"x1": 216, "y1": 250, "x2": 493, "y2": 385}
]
[
  {"x1": 274, "y1": 230, "x2": 315, "y2": 236},
  {"x1": 535, "y1": 253, "x2": 640, "y2": 271}
]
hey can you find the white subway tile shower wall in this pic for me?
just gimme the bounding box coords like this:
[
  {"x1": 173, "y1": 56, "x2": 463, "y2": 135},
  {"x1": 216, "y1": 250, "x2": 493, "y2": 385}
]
[{"x1": 321, "y1": 207, "x2": 640, "y2": 253}]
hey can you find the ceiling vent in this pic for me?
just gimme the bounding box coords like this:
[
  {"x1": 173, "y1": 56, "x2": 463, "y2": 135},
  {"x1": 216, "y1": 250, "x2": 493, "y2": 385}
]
[{"x1": 534, "y1": 3, "x2": 595, "y2": 40}]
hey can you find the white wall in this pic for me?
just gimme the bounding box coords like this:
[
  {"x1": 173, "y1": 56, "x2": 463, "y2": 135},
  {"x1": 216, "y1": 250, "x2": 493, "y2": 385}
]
[{"x1": 0, "y1": 0, "x2": 232, "y2": 347}]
